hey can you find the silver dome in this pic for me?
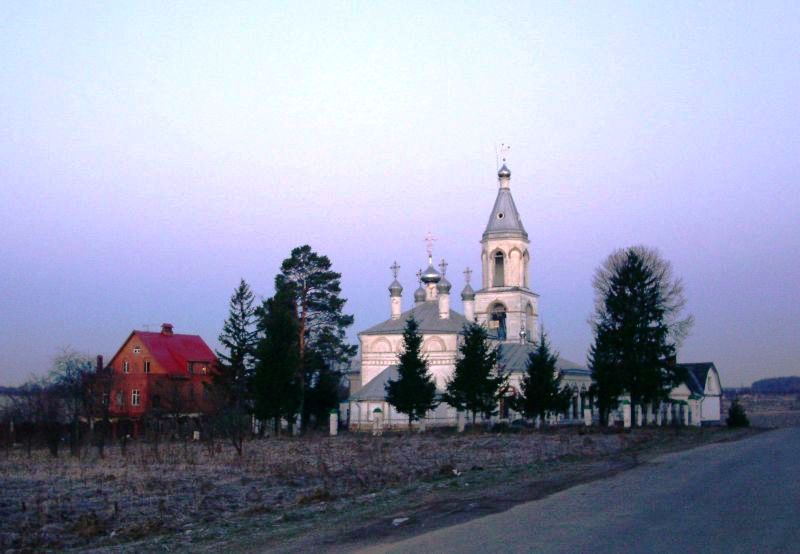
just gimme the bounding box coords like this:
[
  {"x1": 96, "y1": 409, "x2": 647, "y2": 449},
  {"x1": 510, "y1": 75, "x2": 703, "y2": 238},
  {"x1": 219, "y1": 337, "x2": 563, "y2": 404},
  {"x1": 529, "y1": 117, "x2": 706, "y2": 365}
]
[
  {"x1": 437, "y1": 276, "x2": 452, "y2": 293},
  {"x1": 388, "y1": 279, "x2": 403, "y2": 297},
  {"x1": 420, "y1": 263, "x2": 441, "y2": 284},
  {"x1": 414, "y1": 286, "x2": 426, "y2": 302},
  {"x1": 461, "y1": 283, "x2": 475, "y2": 300}
]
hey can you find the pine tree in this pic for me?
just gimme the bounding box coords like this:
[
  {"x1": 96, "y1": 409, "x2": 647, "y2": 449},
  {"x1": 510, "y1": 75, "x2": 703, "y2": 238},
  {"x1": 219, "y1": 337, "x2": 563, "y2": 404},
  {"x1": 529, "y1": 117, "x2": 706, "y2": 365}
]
[
  {"x1": 213, "y1": 279, "x2": 258, "y2": 454},
  {"x1": 589, "y1": 246, "x2": 693, "y2": 426},
  {"x1": 253, "y1": 286, "x2": 302, "y2": 435},
  {"x1": 516, "y1": 330, "x2": 570, "y2": 425},
  {"x1": 276, "y1": 245, "x2": 356, "y2": 428},
  {"x1": 726, "y1": 399, "x2": 749, "y2": 427},
  {"x1": 442, "y1": 323, "x2": 505, "y2": 425},
  {"x1": 385, "y1": 318, "x2": 438, "y2": 429},
  {"x1": 588, "y1": 325, "x2": 625, "y2": 426}
]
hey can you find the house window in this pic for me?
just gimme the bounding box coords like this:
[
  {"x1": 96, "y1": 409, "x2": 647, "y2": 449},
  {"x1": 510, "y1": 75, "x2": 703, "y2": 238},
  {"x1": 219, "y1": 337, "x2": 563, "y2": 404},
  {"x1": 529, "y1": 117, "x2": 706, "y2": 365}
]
[
  {"x1": 133, "y1": 346, "x2": 141, "y2": 354},
  {"x1": 116, "y1": 391, "x2": 124, "y2": 406},
  {"x1": 123, "y1": 360, "x2": 129, "y2": 374},
  {"x1": 143, "y1": 360, "x2": 151, "y2": 374},
  {"x1": 131, "y1": 389, "x2": 140, "y2": 406}
]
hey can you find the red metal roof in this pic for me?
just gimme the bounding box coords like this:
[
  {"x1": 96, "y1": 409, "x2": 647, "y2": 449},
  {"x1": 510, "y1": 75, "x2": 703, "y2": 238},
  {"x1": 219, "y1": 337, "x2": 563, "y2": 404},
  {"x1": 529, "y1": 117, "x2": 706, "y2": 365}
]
[{"x1": 134, "y1": 331, "x2": 216, "y2": 376}]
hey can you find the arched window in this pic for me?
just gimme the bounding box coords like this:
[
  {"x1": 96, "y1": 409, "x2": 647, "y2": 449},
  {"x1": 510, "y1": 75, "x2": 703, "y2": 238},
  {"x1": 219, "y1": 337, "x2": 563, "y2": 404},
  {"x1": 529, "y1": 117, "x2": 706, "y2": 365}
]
[
  {"x1": 493, "y1": 252, "x2": 505, "y2": 287},
  {"x1": 525, "y1": 304, "x2": 535, "y2": 340},
  {"x1": 490, "y1": 303, "x2": 507, "y2": 340},
  {"x1": 523, "y1": 251, "x2": 530, "y2": 288}
]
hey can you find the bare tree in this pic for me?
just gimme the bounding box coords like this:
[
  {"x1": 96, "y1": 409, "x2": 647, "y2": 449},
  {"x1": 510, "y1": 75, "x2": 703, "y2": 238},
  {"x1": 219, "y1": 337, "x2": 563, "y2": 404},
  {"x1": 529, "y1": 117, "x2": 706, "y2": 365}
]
[{"x1": 50, "y1": 350, "x2": 95, "y2": 457}]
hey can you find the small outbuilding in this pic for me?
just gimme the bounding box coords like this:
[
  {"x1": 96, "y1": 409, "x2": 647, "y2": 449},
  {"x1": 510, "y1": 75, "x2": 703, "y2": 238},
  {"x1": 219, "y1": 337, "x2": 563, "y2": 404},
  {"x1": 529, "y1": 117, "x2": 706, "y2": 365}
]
[{"x1": 676, "y1": 362, "x2": 723, "y2": 425}]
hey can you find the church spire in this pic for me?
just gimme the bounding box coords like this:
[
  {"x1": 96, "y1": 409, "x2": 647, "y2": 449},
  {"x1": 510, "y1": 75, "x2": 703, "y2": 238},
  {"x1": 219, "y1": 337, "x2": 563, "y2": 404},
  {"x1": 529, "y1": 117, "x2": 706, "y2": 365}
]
[{"x1": 483, "y1": 163, "x2": 528, "y2": 241}]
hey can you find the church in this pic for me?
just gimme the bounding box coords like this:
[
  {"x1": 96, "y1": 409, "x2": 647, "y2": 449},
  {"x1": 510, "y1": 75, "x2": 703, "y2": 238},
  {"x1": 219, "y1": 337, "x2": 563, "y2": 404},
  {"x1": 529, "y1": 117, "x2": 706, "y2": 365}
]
[
  {"x1": 342, "y1": 163, "x2": 723, "y2": 430},
  {"x1": 344, "y1": 163, "x2": 593, "y2": 430}
]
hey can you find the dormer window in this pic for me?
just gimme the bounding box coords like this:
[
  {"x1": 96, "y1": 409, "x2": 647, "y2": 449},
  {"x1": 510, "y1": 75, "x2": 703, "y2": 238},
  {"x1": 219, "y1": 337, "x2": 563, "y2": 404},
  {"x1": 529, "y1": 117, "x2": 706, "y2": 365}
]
[{"x1": 133, "y1": 346, "x2": 141, "y2": 354}]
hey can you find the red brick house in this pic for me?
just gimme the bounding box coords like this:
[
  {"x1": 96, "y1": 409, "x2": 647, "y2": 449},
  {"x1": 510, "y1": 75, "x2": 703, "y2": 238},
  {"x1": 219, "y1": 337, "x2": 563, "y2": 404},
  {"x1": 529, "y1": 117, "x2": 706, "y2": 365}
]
[{"x1": 107, "y1": 323, "x2": 217, "y2": 437}]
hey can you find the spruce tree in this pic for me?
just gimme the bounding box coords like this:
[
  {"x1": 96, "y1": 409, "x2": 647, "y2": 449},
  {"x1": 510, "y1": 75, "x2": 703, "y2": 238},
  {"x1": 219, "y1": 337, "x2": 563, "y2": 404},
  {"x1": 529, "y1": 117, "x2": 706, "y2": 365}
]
[
  {"x1": 589, "y1": 246, "x2": 693, "y2": 426},
  {"x1": 385, "y1": 318, "x2": 437, "y2": 429},
  {"x1": 442, "y1": 323, "x2": 505, "y2": 425},
  {"x1": 213, "y1": 279, "x2": 257, "y2": 454},
  {"x1": 517, "y1": 330, "x2": 570, "y2": 425},
  {"x1": 253, "y1": 286, "x2": 302, "y2": 435}
]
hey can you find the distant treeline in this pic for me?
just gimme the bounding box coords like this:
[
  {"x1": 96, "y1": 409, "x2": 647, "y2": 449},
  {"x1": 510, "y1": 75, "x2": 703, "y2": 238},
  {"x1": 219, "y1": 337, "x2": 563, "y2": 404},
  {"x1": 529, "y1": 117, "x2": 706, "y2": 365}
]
[{"x1": 750, "y1": 376, "x2": 800, "y2": 395}]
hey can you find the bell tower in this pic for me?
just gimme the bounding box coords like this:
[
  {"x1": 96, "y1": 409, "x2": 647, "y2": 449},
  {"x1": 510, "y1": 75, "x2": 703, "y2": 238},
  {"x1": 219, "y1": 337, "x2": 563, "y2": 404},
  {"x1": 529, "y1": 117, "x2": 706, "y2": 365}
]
[{"x1": 474, "y1": 163, "x2": 539, "y2": 342}]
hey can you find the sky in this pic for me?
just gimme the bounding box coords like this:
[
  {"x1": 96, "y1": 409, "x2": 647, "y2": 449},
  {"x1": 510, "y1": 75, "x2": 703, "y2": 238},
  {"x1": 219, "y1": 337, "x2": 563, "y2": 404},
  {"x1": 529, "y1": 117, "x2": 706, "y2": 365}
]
[{"x1": 1, "y1": 1, "x2": 798, "y2": 388}]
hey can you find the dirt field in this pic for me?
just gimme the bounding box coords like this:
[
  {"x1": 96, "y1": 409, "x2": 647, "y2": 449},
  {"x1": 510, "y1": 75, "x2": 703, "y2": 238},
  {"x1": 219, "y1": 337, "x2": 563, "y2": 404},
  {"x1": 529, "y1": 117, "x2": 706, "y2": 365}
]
[{"x1": 0, "y1": 426, "x2": 759, "y2": 552}]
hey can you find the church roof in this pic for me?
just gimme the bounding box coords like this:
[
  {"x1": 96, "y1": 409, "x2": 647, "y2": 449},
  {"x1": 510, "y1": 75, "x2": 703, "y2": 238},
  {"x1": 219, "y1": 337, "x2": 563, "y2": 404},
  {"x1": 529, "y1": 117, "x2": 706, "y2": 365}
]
[
  {"x1": 483, "y1": 187, "x2": 528, "y2": 240},
  {"x1": 360, "y1": 300, "x2": 470, "y2": 336},
  {"x1": 497, "y1": 343, "x2": 587, "y2": 375},
  {"x1": 350, "y1": 365, "x2": 398, "y2": 400}
]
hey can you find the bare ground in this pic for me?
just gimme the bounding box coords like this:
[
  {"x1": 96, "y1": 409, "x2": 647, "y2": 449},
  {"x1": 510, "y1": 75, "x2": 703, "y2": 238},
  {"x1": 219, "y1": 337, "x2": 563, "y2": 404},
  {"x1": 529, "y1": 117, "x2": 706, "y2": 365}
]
[{"x1": 0, "y1": 426, "x2": 761, "y2": 553}]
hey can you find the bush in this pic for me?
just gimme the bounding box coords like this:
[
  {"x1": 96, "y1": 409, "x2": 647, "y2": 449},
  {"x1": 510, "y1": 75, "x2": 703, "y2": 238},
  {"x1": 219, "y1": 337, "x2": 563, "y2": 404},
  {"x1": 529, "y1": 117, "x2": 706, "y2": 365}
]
[{"x1": 726, "y1": 399, "x2": 749, "y2": 427}]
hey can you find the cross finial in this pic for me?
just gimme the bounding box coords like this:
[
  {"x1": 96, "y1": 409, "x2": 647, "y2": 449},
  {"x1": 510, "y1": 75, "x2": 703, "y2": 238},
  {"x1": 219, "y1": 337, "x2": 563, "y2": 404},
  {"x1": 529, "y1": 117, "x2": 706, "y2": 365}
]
[
  {"x1": 390, "y1": 261, "x2": 400, "y2": 279},
  {"x1": 424, "y1": 231, "x2": 437, "y2": 258},
  {"x1": 438, "y1": 258, "x2": 448, "y2": 276},
  {"x1": 416, "y1": 269, "x2": 422, "y2": 285},
  {"x1": 499, "y1": 143, "x2": 511, "y2": 165},
  {"x1": 463, "y1": 267, "x2": 472, "y2": 285}
]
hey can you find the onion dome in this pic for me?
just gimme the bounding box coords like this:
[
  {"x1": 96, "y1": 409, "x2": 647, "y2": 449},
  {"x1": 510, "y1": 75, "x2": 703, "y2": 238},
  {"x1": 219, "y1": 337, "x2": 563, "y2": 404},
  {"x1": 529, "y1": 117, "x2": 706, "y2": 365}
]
[
  {"x1": 498, "y1": 164, "x2": 511, "y2": 178},
  {"x1": 420, "y1": 262, "x2": 441, "y2": 284},
  {"x1": 414, "y1": 285, "x2": 426, "y2": 303},
  {"x1": 437, "y1": 276, "x2": 452, "y2": 294},
  {"x1": 461, "y1": 283, "x2": 475, "y2": 301},
  {"x1": 388, "y1": 279, "x2": 403, "y2": 297}
]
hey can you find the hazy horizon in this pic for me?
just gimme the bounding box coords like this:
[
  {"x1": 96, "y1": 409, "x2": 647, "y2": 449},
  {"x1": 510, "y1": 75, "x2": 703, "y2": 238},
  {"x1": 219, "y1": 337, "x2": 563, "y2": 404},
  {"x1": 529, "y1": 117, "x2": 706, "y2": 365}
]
[{"x1": 1, "y1": 2, "x2": 798, "y2": 388}]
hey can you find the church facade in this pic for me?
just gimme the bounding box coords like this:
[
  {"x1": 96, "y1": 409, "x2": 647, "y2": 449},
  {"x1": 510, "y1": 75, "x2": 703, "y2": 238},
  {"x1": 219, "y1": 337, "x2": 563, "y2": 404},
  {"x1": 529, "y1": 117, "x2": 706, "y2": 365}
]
[{"x1": 344, "y1": 164, "x2": 593, "y2": 430}]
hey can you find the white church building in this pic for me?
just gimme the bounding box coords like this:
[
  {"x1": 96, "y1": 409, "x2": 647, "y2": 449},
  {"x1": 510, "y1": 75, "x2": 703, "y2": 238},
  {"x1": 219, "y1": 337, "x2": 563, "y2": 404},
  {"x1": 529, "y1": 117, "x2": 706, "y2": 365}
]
[{"x1": 343, "y1": 164, "x2": 721, "y2": 430}]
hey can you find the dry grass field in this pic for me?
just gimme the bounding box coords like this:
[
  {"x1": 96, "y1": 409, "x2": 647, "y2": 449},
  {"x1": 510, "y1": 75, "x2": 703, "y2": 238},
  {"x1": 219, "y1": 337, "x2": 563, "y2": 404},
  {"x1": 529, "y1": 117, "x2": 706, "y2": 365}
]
[
  {"x1": 724, "y1": 393, "x2": 800, "y2": 428},
  {"x1": 0, "y1": 426, "x2": 758, "y2": 552}
]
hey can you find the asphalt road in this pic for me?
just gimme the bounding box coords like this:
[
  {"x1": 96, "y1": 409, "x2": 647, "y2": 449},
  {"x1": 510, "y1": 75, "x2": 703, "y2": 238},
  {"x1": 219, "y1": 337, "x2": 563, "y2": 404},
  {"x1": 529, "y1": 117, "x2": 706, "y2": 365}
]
[{"x1": 364, "y1": 427, "x2": 800, "y2": 554}]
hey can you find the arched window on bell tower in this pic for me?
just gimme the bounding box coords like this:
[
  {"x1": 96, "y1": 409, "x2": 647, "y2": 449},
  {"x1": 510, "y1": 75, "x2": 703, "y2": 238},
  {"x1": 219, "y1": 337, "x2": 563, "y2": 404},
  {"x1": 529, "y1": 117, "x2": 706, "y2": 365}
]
[
  {"x1": 493, "y1": 251, "x2": 505, "y2": 287},
  {"x1": 523, "y1": 250, "x2": 530, "y2": 288},
  {"x1": 490, "y1": 303, "x2": 507, "y2": 341},
  {"x1": 525, "y1": 303, "x2": 535, "y2": 340}
]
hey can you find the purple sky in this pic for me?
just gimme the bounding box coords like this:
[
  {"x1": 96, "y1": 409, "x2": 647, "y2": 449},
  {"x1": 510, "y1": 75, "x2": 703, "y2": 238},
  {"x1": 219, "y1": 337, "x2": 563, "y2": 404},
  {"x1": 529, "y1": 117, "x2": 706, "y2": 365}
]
[{"x1": 1, "y1": 3, "x2": 798, "y2": 387}]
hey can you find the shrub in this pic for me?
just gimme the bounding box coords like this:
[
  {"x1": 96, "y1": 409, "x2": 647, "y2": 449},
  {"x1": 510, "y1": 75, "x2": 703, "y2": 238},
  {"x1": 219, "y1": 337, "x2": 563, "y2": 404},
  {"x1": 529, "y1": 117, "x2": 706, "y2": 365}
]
[{"x1": 726, "y1": 399, "x2": 749, "y2": 427}]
